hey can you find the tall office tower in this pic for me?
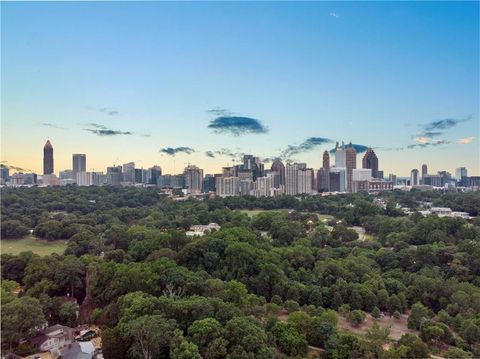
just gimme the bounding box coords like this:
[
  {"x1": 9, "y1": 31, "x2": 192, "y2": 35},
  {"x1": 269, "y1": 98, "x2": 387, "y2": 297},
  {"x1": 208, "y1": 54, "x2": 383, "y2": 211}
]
[
  {"x1": 271, "y1": 159, "x2": 286, "y2": 186},
  {"x1": 322, "y1": 150, "x2": 330, "y2": 170},
  {"x1": 329, "y1": 167, "x2": 346, "y2": 192},
  {"x1": 345, "y1": 143, "x2": 357, "y2": 192},
  {"x1": 410, "y1": 169, "x2": 419, "y2": 186},
  {"x1": 134, "y1": 169, "x2": 147, "y2": 184},
  {"x1": 147, "y1": 166, "x2": 162, "y2": 185},
  {"x1": 317, "y1": 151, "x2": 330, "y2": 192},
  {"x1": 106, "y1": 166, "x2": 122, "y2": 186},
  {"x1": 216, "y1": 176, "x2": 240, "y2": 197},
  {"x1": 422, "y1": 164, "x2": 428, "y2": 179},
  {"x1": 184, "y1": 165, "x2": 204, "y2": 194},
  {"x1": 455, "y1": 167, "x2": 467, "y2": 180},
  {"x1": 72, "y1": 154, "x2": 86, "y2": 178},
  {"x1": 362, "y1": 148, "x2": 379, "y2": 178},
  {"x1": 202, "y1": 174, "x2": 216, "y2": 192},
  {"x1": 43, "y1": 140, "x2": 54, "y2": 175},
  {"x1": 297, "y1": 168, "x2": 313, "y2": 194},
  {"x1": 335, "y1": 142, "x2": 346, "y2": 168}
]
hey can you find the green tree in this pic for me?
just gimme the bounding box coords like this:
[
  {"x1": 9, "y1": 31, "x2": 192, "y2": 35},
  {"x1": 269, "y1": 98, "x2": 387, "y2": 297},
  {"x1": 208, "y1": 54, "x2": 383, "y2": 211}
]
[
  {"x1": 170, "y1": 329, "x2": 202, "y2": 359},
  {"x1": 396, "y1": 334, "x2": 429, "y2": 359},
  {"x1": 407, "y1": 302, "x2": 431, "y2": 330},
  {"x1": 124, "y1": 315, "x2": 177, "y2": 359},
  {"x1": 1, "y1": 220, "x2": 29, "y2": 238},
  {"x1": 347, "y1": 310, "x2": 366, "y2": 327},
  {"x1": 101, "y1": 327, "x2": 128, "y2": 359},
  {"x1": 1, "y1": 296, "x2": 46, "y2": 348},
  {"x1": 272, "y1": 321, "x2": 308, "y2": 357},
  {"x1": 188, "y1": 318, "x2": 224, "y2": 355}
]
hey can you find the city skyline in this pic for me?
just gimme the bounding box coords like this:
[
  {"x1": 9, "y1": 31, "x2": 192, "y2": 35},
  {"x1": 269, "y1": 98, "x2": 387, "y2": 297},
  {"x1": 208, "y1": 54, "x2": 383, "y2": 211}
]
[{"x1": 2, "y1": 2, "x2": 479, "y2": 176}]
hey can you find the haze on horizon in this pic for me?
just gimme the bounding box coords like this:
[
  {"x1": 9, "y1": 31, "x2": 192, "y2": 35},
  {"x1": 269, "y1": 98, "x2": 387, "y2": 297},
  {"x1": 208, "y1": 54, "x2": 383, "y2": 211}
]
[{"x1": 1, "y1": 1, "x2": 479, "y2": 176}]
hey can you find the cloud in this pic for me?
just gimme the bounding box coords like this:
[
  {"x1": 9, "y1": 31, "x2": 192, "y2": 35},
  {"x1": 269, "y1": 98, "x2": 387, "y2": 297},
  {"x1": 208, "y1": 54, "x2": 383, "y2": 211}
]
[
  {"x1": 407, "y1": 139, "x2": 450, "y2": 149},
  {"x1": 458, "y1": 136, "x2": 475, "y2": 144},
  {"x1": 330, "y1": 12, "x2": 339, "y2": 18},
  {"x1": 282, "y1": 137, "x2": 333, "y2": 158},
  {"x1": 40, "y1": 122, "x2": 65, "y2": 129},
  {"x1": 420, "y1": 131, "x2": 442, "y2": 138},
  {"x1": 415, "y1": 137, "x2": 430, "y2": 144},
  {"x1": 424, "y1": 117, "x2": 470, "y2": 131},
  {"x1": 83, "y1": 123, "x2": 150, "y2": 137},
  {"x1": 86, "y1": 106, "x2": 119, "y2": 116},
  {"x1": 84, "y1": 128, "x2": 132, "y2": 136},
  {"x1": 208, "y1": 116, "x2": 268, "y2": 136},
  {"x1": 160, "y1": 147, "x2": 195, "y2": 156},
  {"x1": 207, "y1": 108, "x2": 233, "y2": 117},
  {"x1": 87, "y1": 123, "x2": 108, "y2": 129},
  {"x1": 204, "y1": 148, "x2": 244, "y2": 160}
]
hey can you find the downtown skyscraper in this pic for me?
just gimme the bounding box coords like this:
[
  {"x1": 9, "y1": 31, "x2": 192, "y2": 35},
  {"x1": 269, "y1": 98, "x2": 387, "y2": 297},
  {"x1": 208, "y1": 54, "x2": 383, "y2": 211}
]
[{"x1": 43, "y1": 140, "x2": 54, "y2": 175}]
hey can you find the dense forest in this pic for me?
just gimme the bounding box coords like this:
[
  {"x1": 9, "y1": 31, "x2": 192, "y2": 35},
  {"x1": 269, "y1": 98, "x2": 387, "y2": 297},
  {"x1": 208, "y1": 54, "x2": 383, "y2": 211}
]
[{"x1": 1, "y1": 186, "x2": 480, "y2": 358}]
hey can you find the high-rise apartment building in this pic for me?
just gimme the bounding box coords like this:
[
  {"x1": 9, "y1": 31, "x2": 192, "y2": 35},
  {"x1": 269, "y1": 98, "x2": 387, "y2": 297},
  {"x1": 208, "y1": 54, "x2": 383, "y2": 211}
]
[
  {"x1": 106, "y1": 166, "x2": 122, "y2": 186},
  {"x1": 147, "y1": 166, "x2": 162, "y2": 185},
  {"x1": 362, "y1": 148, "x2": 379, "y2": 178},
  {"x1": 184, "y1": 165, "x2": 204, "y2": 194},
  {"x1": 122, "y1": 162, "x2": 135, "y2": 183},
  {"x1": 297, "y1": 168, "x2": 313, "y2": 194},
  {"x1": 43, "y1": 140, "x2": 54, "y2": 175},
  {"x1": 345, "y1": 143, "x2": 357, "y2": 192},
  {"x1": 216, "y1": 177, "x2": 240, "y2": 197},
  {"x1": 410, "y1": 169, "x2": 419, "y2": 186},
  {"x1": 285, "y1": 163, "x2": 307, "y2": 195}
]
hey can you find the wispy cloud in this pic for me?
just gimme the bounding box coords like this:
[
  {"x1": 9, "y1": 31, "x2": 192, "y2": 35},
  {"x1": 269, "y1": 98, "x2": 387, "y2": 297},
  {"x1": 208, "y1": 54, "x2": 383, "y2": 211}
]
[
  {"x1": 160, "y1": 147, "x2": 195, "y2": 156},
  {"x1": 204, "y1": 148, "x2": 244, "y2": 160},
  {"x1": 208, "y1": 116, "x2": 268, "y2": 136},
  {"x1": 86, "y1": 106, "x2": 119, "y2": 116},
  {"x1": 83, "y1": 123, "x2": 150, "y2": 137},
  {"x1": 458, "y1": 136, "x2": 475, "y2": 144},
  {"x1": 414, "y1": 116, "x2": 472, "y2": 139},
  {"x1": 39, "y1": 122, "x2": 65, "y2": 129},
  {"x1": 330, "y1": 12, "x2": 339, "y2": 18},
  {"x1": 407, "y1": 139, "x2": 450, "y2": 149},
  {"x1": 281, "y1": 137, "x2": 333, "y2": 158},
  {"x1": 85, "y1": 128, "x2": 132, "y2": 136},
  {"x1": 207, "y1": 108, "x2": 233, "y2": 117}
]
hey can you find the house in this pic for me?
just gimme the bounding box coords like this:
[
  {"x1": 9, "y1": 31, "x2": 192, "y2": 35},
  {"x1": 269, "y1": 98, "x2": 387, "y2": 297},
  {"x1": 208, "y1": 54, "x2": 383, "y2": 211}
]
[
  {"x1": 28, "y1": 325, "x2": 75, "y2": 358},
  {"x1": 186, "y1": 223, "x2": 221, "y2": 236},
  {"x1": 62, "y1": 341, "x2": 103, "y2": 359}
]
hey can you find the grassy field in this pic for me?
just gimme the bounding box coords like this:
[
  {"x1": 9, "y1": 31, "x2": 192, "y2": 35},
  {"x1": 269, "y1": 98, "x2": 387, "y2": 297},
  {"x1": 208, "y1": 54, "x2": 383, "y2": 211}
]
[
  {"x1": 1, "y1": 235, "x2": 67, "y2": 256},
  {"x1": 239, "y1": 209, "x2": 290, "y2": 217},
  {"x1": 239, "y1": 209, "x2": 335, "y2": 221}
]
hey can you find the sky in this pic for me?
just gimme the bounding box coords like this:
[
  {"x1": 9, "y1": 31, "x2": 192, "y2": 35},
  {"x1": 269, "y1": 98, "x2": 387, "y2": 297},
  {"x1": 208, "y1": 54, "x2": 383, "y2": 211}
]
[{"x1": 2, "y1": 1, "x2": 479, "y2": 177}]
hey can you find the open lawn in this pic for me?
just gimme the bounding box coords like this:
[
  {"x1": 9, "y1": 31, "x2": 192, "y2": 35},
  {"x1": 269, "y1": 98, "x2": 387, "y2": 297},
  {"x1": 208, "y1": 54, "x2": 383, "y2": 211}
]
[
  {"x1": 239, "y1": 209, "x2": 290, "y2": 217},
  {"x1": 1, "y1": 235, "x2": 67, "y2": 256},
  {"x1": 239, "y1": 209, "x2": 335, "y2": 222}
]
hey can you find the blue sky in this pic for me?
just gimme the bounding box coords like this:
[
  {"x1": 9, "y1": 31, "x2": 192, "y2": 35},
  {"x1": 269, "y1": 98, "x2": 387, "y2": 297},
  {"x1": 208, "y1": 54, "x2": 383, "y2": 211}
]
[{"x1": 2, "y1": 1, "x2": 478, "y2": 176}]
